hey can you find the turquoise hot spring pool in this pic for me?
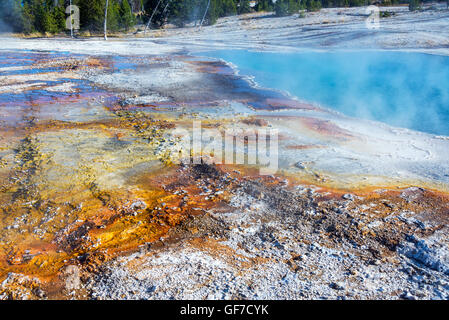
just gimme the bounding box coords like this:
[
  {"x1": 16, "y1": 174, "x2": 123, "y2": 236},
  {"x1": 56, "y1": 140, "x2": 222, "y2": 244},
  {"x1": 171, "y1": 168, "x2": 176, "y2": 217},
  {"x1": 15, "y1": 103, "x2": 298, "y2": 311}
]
[{"x1": 200, "y1": 50, "x2": 449, "y2": 136}]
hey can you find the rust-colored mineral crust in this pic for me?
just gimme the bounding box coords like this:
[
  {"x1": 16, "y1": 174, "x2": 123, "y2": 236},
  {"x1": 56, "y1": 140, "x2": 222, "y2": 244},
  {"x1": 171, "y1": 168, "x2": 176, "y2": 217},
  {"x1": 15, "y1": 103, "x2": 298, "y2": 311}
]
[{"x1": 0, "y1": 51, "x2": 448, "y2": 300}]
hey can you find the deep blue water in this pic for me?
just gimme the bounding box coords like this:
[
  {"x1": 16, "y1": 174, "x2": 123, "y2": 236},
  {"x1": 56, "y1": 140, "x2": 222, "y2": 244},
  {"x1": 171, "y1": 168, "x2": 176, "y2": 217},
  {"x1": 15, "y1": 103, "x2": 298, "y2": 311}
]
[{"x1": 200, "y1": 50, "x2": 449, "y2": 136}]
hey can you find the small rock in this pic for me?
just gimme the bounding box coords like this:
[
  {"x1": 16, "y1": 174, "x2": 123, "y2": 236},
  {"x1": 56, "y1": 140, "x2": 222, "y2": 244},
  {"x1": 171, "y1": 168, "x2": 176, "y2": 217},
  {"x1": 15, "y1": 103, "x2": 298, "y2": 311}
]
[
  {"x1": 330, "y1": 281, "x2": 345, "y2": 291},
  {"x1": 401, "y1": 291, "x2": 416, "y2": 300},
  {"x1": 295, "y1": 162, "x2": 306, "y2": 169},
  {"x1": 370, "y1": 259, "x2": 381, "y2": 266},
  {"x1": 33, "y1": 287, "x2": 46, "y2": 298},
  {"x1": 382, "y1": 201, "x2": 395, "y2": 209},
  {"x1": 342, "y1": 194, "x2": 354, "y2": 201},
  {"x1": 63, "y1": 265, "x2": 81, "y2": 292}
]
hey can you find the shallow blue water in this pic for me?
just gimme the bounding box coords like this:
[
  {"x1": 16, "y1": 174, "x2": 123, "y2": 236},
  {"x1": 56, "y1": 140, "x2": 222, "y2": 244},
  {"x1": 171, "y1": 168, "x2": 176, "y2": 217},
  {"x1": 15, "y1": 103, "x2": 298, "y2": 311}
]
[{"x1": 200, "y1": 50, "x2": 449, "y2": 136}]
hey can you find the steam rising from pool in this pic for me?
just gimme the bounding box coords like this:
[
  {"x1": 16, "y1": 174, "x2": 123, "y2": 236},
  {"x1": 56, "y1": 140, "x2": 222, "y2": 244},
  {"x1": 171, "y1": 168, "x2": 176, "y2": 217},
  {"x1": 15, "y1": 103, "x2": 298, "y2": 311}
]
[
  {"x1": 201, "y1": 50, "x2": 449, "y2": 136},
  {"x1": 0, "y1": 19, "x2": 12, "y2": 34}
]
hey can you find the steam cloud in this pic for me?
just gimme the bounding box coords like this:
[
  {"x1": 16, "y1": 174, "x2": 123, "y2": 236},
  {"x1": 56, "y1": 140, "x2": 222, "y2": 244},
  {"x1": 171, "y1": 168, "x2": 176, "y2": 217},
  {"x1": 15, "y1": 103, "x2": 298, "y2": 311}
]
[
  {"x1": 202, "y1": 50, "x2": 449, "y2": 136},
  {"x1": 0, "y1": 19, "x2": 12, "y2": 34}
]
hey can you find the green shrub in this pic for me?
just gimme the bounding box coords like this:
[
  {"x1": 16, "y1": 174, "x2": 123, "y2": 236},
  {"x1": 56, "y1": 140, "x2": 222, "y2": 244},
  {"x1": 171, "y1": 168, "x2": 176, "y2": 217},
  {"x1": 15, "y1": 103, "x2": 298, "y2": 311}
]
[
  {"x1": 275, "y1": 0, "x2": 301, "y2": 17},
  {"x1": 409, "y1": 0, "x2": 421, "y2": 11},
  {"x1": 306, "y1": 0, "x2": 322, "y2": 12},
  {"x1": 120, "y1": 0, "x2": 135, "y2": 31}
]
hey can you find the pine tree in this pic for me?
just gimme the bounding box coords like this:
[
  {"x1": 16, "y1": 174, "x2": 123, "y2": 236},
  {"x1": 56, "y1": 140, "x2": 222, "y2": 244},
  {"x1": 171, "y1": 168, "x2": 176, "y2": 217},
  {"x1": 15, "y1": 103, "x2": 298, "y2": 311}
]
[
  {"x1": 36, "y1": 1, "x2": 50, "y2": 31},
  {"x1": 53, "y1": 3, "x2": 66, "y2": 32},
  {"x1": 43, "y1": 9, "x2": 59, "y2": 33},
  {"x1": 238, "y1": 0, "x2": 251, "y2": 14},
  {"x1": 306, "y1": 0, "x2": 321, "y2": 12},
  {"x1": 409, "y1": 0, "x2": 421, "y2": 11},
  {"x1": 107, "y1": 0, "x2": 121, "y2": 32},
  {"x1": 79, "y1": 0, "x2": 108, "y2": 31},
  {"x1": 275, "y1": 0, "x2": 289, "y2": 16},
  {"x1": 288, "y1": 0, "x2": 300, "y2": 13},
  {"x1": 168, "y1": 0, "x2": 191, "y2": 27},
  {"x1": 275, "y1": 0, "x2": 301, "y2": 16},
  {"x1": 120, "y1": 0, "x2": 135, "y2": 30},
  {"x1": 256, "y1": 0, "x2": 274, "y2": 12},
  {"x1": 220, "y1": 0, "x2": 237, "y2": 17}
]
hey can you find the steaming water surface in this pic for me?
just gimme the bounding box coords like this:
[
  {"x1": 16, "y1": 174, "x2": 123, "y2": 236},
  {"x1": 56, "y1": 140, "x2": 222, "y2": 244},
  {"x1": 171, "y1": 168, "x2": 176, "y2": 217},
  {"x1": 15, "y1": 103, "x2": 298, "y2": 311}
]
[{"x1": 201, "y1": 50, "x2": 449, "y2": 136}]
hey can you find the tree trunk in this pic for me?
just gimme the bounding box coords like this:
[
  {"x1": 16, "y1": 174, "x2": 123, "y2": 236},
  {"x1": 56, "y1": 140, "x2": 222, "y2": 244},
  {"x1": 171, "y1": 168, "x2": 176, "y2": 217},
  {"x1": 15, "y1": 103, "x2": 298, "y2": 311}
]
[
  {"x1": 104, "y1": 0, "x2": 109, "y2": 41},
  {"x1": 70, "y1": 0, "x2": 73, "y2": 38},
  {"x1": 199, "y1": 0, "x2": 211, "y2": 29},
  {"x1": 144, "y1": 0, "x2": 163, "y2": 35}
]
